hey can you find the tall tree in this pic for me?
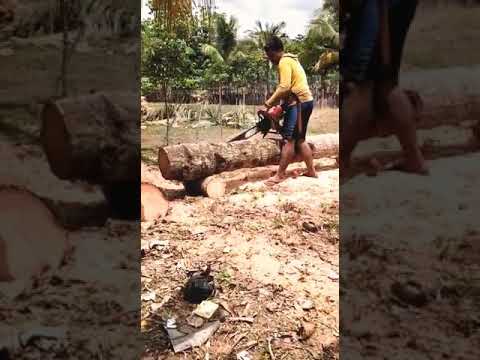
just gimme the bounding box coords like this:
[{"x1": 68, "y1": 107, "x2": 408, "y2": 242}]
[
  {"x1": 305, "y1": 7, "x2": 339, "y2": 73},
  {"x1": 150, "y1": 0, "x2": 192, "y2": 30},
  {"x1": 214, "y1": 13, "x2": 238, "y2": 61},
  {"x1": 248, "y1": 21, "x2": 287, "y2": 95}
]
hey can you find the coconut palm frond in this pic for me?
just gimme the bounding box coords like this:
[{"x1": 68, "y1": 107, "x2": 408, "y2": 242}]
[
  {"x1": 314, "y1": 50, "x2": 339, "y2": 72},
  {"x1": 201, "y1": 43, "x2": 225, "y2": 63}
]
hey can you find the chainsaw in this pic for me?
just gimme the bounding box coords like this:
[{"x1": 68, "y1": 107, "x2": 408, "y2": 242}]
[{"x1": 227, "y1": 105, "x2": 284, "y2": 143}]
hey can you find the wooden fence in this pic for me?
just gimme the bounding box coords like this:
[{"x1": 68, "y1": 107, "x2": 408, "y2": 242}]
[{"x1": 145, "y1": 85, "x2": 339, "y2": 108}]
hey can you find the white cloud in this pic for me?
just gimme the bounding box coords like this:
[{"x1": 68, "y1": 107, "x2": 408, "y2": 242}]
[{"x1": 141, "y1": 0, "x2": 321, "y2": 38}]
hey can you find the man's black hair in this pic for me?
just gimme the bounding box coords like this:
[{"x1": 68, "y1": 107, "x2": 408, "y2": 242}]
[{"x1": 264, "y1": 36, "x2": 284, "y2": 52}]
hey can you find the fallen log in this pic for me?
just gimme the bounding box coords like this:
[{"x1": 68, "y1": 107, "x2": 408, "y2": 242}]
[
  {"x1": 0, "y1": 186, "x2": 69, "y2": 282},
  {"x1": 159, "y1": 133, "x2": 339, "y2": 182},
  {"x1": 348, "y1": 128, "x2": 480, "y2": 179},
  {"x1": 1, "y1": 143, "x2": 108, "y2": 229},
  {"x1": 196, "y1": 158, "x2": 338, "y2": 198},
  {"x1": 41, "y1": 91, "x2": 140, "y2": 184},
  {"x1": 141, "y1": 183, "x2": 169, "y2": 222},
  {"x1": 416, "y1": 95, "x2": 480, "y2": 130}
]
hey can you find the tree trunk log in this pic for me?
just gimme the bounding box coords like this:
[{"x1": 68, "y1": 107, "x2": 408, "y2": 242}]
[
  {"x1": 198, "y1": 158, "x2": 337, "y2": 198},
  {"x1": 0, "y1": 186, "x2": 69, "y2": 282},
  {"x1": 1, "y1": 143, "x2": 108, "y2": 229},
  {"x1": 417, "y1": 95, "x2": 480, "y2": 130},
  {"x1": 349, "y1": 129, "x2": 480, "y2": 179},
  {"x1": 141, "y1": 183, "x2": 168, "y2": 222},
  {"x1": 41, "y1": 91, "x2": 140, "y2": 184},
  {"x1": 159, "y1": 133, "x2": 339, "y2": 182}
]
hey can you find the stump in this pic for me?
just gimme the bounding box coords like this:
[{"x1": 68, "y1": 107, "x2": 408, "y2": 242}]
[
  {"x1": 141, "y1": 162, "x2": 185, "y2": 200},
  {"x1": 141, "y1": 183, "x2": 169, "y2": 222},
  {"x1": 0, "y1": 187, "x2": 69, "y2": 282}
]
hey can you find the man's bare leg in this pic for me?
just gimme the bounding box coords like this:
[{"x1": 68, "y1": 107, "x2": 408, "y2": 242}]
[
  {"x1": 386, "y1": 88, "x2": 428, "y2": 174},
  {"x1": 297, "y1": 140, "x2": 317, "y2": 177},
  {"x1": 266, "y1": 139, "x2": 295, "y2": 183},
  {"x1": 339, "y1": 82, "x2": 375, "y2": 177}
]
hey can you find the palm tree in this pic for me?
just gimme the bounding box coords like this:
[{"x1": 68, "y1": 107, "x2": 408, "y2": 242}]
[
  {"x1": 214, "y1": 13, "x2": 238, "y2": 61},
  {"x1": 248, "y1": 21, "x2": 287, "y2": 95},
  {"x1": 248, "y1": 20, "x2": 287, "y2": 49},
  {"x1": 307, "y1": 8, "x2": 339, "y2": 73}
]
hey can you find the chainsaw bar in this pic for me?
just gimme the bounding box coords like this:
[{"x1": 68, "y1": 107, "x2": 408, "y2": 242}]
[
  {"x1": 227, "y1": 108, "x2": 283, "y2": 143},
  {"x1": 226, "y1": 126, "x2": 260, "y2": 142}
]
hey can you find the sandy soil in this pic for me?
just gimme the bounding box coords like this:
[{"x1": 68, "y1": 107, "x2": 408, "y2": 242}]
[
  {"x1": 141, "y1": 167, "x2": 339, "y2": 359},
  {"x1": 341, "y1": 152, "x2": 480, "y2": 359}
]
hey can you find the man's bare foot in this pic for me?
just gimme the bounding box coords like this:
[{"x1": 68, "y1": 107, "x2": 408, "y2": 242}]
[
  {"x1": 265, "y1": 174, "x2": 287, "y2": 186},
  {"x1": 302, "y1": 170, "x2": 318, "y2": 178},
  {"x1": 292, "y1": 169, "x2": 317, "y2": 178},
  {"x1": 384, "y1": 159, "x2": 429, "y2": 175}
]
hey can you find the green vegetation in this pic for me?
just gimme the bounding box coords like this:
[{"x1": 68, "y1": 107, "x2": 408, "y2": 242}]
[{"x1": 141, "y1": 1, "x2": 339, "y2": 99}]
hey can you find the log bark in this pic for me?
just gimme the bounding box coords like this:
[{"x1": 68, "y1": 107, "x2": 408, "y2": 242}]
[
  {"x1": 348, "y1": 129, "x2": 480, "y2": 179},
  {"x1": 0, "y1": 186, "x2": 69, "y2": 282},
  {"x1": 159, "y1": 133, "x2": 339, "y2": 182},
  {"x1": 1, "y1": 143, "x2": 109, "y2": 229},
  {"x1": 198, "y1": 158, "x2": 338, "y2": 198},
  {"x1": 41, "y1": 91, "x2": 140, "y2": 184},
  {"x1": 417, "y1": 95, "x2": 480, "y2": 130},
  {"x1": 141, "y1": 183, "x2": 168, "y2": 222}
]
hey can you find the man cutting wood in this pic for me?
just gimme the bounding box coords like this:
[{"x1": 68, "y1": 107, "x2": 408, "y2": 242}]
[
  {"x1": 341, "y1": 0, "x2": 428, "y2": 175},
  {"x1": 262, "y1": 36, "x2": 317, "y2": 185}
]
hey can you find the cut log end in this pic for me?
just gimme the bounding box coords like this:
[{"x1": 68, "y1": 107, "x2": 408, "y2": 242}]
[
  {"x1": 41, "y1": 92, "x2": 140, "y2": 184},
  {"x1": 0, "y1": 187, "x2": 68, "y2": 282},
  {"x1": 141, "y1": 183, "x2": 169, "y2": 222},
  {"x1": 41, "y1": 102, "x2": 73, "y2": 180},
  {"x1": 158, "y1": 148, "x2": 172, "y2": 180},
  {"x1": 203, "y1": 179, "x2": 227, "y2": 199}
]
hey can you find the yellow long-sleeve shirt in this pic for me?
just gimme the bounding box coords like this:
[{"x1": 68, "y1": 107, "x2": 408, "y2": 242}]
[{"x1": 265, "y1": 53, "x2": 313, "y2": 107}]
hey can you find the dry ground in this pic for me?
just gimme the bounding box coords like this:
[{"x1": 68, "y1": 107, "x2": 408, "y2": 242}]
[
  {"x1": 141, "y1": 101, "x2": 339, "y2": 359},
  {"x1": 341, "y1": 152, "x2": 480, "y2": 359},
  {"x1": 1, "y1": 36, "x2": 141, "y2": 358},
  {"x1": 403, "y1": 4, "x2": 480, "y2": 70},
  {"x1": 142, "y1": 164, "x2": 339, "y2": 359}
]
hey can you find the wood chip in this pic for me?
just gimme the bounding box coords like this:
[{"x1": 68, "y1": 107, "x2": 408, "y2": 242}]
[{"x1": 227, "y1": 317, "x2": 255, "y2": 324}]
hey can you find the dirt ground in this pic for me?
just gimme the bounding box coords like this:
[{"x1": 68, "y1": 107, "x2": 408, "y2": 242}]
[
  {"x1": 0, "y1": 32, "x2": 141, "y2": 356},
  {"x1": 141, "y1": 163, "x2": 339, "y2": 359},
  {"x1": 0, "y1": 139, "x2": 141, "y2": 358},
  {"x1": 341, "y1": 152, "x2": 480, "y2": 359},
  {"x1": 403, "y1": 5, "x2": 480, "y2": 70},
  {"x1": 141, "y1": 104, "x2": 340, "y2": 359}
]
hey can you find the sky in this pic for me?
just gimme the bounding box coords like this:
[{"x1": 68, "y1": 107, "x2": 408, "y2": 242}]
[{"x1": 141, "y1": 0, "x2": 322, "y2": 39}]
